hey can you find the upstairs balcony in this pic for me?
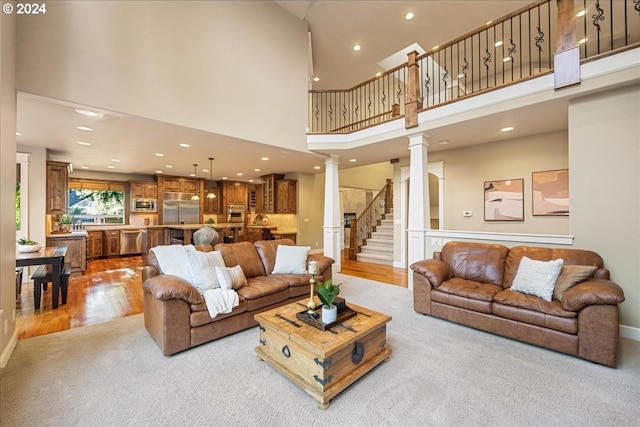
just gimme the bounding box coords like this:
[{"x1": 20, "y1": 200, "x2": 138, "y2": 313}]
[{"x1": 308, "y1": 0, "x2": 640, "y2": 135}]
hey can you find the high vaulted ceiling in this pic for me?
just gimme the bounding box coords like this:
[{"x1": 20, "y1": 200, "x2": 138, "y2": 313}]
[{"x1": 16, "y1": 1, "x2": 566, "y2": 179}]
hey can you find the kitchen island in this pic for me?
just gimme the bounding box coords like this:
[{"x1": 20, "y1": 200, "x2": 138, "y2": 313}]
[{"x1": 142, "y1": 223, "x2": 244, "y2": 258}]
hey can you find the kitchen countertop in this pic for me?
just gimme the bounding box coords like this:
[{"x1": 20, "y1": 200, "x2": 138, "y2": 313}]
[
  {"x1": 46, "y1": 230, "x2": 89, "y2": 238},
  {"x1": 146, "y1": 223, "x2": 243, "y2": 230}
]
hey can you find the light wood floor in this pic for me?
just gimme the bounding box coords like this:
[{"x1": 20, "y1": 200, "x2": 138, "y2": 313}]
[{"x1": 16, "y1": 251, "x2": 407, "y2": 339}]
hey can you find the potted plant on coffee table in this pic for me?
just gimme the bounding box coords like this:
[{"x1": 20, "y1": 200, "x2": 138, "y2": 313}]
[{"x1": 316, "y1": 279, "x2": 340, "y2": 324}]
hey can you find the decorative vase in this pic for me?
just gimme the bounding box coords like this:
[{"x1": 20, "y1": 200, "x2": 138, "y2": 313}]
[
  {"x1": 322, "y1": 304, "x2": 337, "y2": 324},
  {"x1": 193, "y1": 225, "x2": 220, "y2": 246}
]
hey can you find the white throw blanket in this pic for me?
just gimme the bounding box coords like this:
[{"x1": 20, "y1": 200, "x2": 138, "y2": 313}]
[{"x1": 202, "y1": 288, "x2": 239, "y2": 318}]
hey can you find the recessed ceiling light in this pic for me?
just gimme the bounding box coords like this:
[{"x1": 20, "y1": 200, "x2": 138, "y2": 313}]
[
  {"x1": 261, "y1": 157, "x2": 269, "y2": 161},
  {"x1": 314, "y1": 166, "x2": 321, "y2": 170},
  {"x1": 439, "y1": 140, "x2": 449, "y2": 145},
  {"x1": 203, "y1": 169, "x2": 209, "y2": 173},
  {"x1": 77, "y1": 141, "x2": 91, "y2": 146},
  {"x1": 405, "y1": 12, "x2": 414, "y2": 20},
  {"x1": 503, "y1": 57, "x2": 512, "y2": 62},
  {"x1": 165, "y1": 165, "x2": 173, "y2": 168},
  {"x1": 155, "y1": 170, "x2": 163, "y2": 174},
  {"x1": 111, "y1": 158, "x2": 120, "y2": 162},
  {"x1": 16, "y1": 132, "x2": 22, "y2": 136},
  {"x1": 353, "y1": 44, "x2": 361, "y2": 51},
  {"x1": 313, "y1": 77, "x2": 319, "y2": 82},
  {"x1": 237, "y1": 172, "x2": 243, "y2": 176},
  {"x1": 486, "y1": 20, "x2": 493, "y2": 26},
  {"x1": 107, "y1": 165, "x2": 115, "y2": 169},
  {"x1": 254, "y1": 168, "x2": 261, "y2": 172},
  {"x1": 180, "y1": 143, "x2": 190, "y2": 148},
  {"x1": 75, "y1": 108, "x2": 100, "y2": 117},
  {"x1": 375, "y1": 72, "x2": 382, "y2": 77},
  {"x1": 349, "y1": 158, "x2": 357, "y2": 162},
  {"x1": 222, "y1": 176, "x2": 228, "y2": 180},
  {"x1": 578, "y1": 37, "x2": 588, "y2": 44},
  {"x1": 81, "y1": 166, "x2": 89, "y2": 170},
  {"x1": 77, "y1": 126, "x2": 93, "y2": 131},
  {"x1": 432, "y1": 45, "x2": 439, "y2": 51},
  {"x1": 249, "y1": 179, "x2": 254, "y2": 183},
  {"x1": 494, "y1": 41, "x2": 504, "y2": 47},
  {"x1": 155, "y1": 153, "x2": 164, "y2": 157},
  {"x1": 457, "y1": 73, "x2": 465, "y2": 78},
  {"x1": 576, "y1": 9, "x2": 587, "y2": 17},
  {"x1": 501, "y1": 126, "x2": 514, "y2": 132}
]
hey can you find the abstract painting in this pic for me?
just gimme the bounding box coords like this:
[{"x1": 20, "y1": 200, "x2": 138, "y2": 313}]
[
  {"x1": 484, "y1": 179, "x2": 524, "y2": 221},
  {"x1": 532, "y1": 169, "x2": 569, "y2": 216}
]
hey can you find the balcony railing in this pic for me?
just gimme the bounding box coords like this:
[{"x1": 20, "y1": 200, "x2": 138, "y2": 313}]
[{"x1": 308, "y1": 0, "x2": 639, "y2": 134}]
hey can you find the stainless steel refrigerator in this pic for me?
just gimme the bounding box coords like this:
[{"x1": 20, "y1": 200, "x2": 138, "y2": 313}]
[{"x1": 162, "y1": 192, "x2": 200, "y2": 225}]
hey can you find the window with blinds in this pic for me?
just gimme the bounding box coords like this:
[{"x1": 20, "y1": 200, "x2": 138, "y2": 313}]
[{"x1": 68, "y1": 178, "x2": 126, "y2": 224}]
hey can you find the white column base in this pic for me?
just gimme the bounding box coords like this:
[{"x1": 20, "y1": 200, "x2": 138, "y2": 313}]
[
  {"x1": 323, "y1": 225, "x2": 342, "y2": 273},
  {"x1": 407, "y1": 229, "x2": 427, "y2": 290}
]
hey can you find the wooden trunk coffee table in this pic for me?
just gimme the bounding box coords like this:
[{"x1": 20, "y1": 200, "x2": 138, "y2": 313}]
[{"x1": 254, "y1": 299, "x2": 392, "y2": 409}]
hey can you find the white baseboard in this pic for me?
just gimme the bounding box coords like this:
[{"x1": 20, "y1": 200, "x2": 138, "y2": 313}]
[
  {"x1": 0, "y1": 328, "x2": 18, "y2": 369},
  {"x1": 620, "y1": 324, "x2": 640, "y2": 341}
]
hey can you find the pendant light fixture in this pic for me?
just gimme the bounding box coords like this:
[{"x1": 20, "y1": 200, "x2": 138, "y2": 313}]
[
  {"x1": 191, "y1": 164, "x2": 200, "y2": 201},
  {"x1": 206, "y1": 157, "x2": 216, "y2": 199}
]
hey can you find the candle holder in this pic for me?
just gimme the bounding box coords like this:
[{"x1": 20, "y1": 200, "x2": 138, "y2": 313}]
[{"x1": 307, "y1": 260, "x2": 319, "y2": 314}]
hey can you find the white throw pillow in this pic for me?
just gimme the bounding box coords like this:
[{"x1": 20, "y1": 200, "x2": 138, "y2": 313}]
[
  {"x1": 271, "y1": 245, "x2": 311, "y2": 274},
  {"x1": 150, "y1": 245, "x2": 194, "y2": 284},
  {"x1": 511, "y1": 256, "x2": 564, "y2": 302},
  {"x1": 185, "y1": 248, "x2": 226, "y2": 293},
  {"x1": 215, "y1": 265, "x2": 247, "y2": 290}
]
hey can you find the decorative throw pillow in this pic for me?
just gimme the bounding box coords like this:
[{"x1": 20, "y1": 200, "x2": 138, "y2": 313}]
[
  {"x1": 511, "y1": 256, "x2": 564, "y2": 302},
  {"x1": 271, "y1": 245, "x2": 311, "y2": 274},
  {"x1": 215, "y1": 265, "x2": 247, "y2": 290},
  {"x1": 150, "y1": 245, "x2": 194, "y2": 284},
  {"x1": 553, "y1": 265, "x2": 597, "y2": 301},
  {"x1": 185, "y1": 248, "x2": 226, "y2": 293}
]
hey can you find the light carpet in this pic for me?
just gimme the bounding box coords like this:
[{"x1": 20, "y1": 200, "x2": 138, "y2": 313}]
[{"x1": 1, "y1": 272, "x2": 639, "y2": 427}]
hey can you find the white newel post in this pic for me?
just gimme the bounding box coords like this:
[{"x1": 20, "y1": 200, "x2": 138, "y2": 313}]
[
  {"x1": 323, "y1": 155, "x2": 342, "y2": 272},
  {"x1": 407, "y1": 133, "x2": 430, "y2": 289}
]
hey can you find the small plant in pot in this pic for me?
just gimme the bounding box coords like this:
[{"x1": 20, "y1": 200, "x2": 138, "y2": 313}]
[
  {"x1": 316, "y1": 279, "x2": 341, "y2": 324},
  {"x1": 58, "y1": 214, "x2": 74, "y2": 232}
]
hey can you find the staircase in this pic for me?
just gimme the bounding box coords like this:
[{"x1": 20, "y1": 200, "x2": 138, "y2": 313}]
[{"x1": 356, "y1": 211, "x2": 394, "y2": 266}]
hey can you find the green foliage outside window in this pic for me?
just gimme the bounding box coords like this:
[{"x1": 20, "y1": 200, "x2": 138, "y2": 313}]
[{"x1": 16, "y1": 182, "x2": 21, "y2": 230}]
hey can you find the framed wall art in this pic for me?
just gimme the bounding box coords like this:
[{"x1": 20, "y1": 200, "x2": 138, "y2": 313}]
[
  {"x1": 484, "y1": 178, "x2": 524, "y2": 221},
  {"x1": 532, "y1": 169, "x2": 569, "y2": 216}
]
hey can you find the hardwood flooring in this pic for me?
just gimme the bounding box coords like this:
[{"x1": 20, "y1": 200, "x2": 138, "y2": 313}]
[{"x1": 15, "y1": 251, "x2": 407, "y2": 339}]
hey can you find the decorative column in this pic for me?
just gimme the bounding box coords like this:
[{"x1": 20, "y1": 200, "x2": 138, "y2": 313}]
[
  {"x1": 407, "y1": 133, "x2": 430, "y2": 289},
  {"x1": 398, "y1": 165, "x2": 410, "y2": 268},
  {"x1": 554, "y1": 0, "x2": 580, "y2": 89},
  {"x1": 323, "y1": 155, "x2": 342, "y2": 272}
]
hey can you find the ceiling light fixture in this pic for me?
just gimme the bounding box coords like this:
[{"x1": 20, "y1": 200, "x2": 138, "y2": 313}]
[
  {"x1": 353, "y1": 44, "x2": 361, "y2": 51},
  {"x1": 349, "y1": 158, "x2": 357, "y2": 162},
  {"x1": 457, "y1": 73, "x2": 465, "y2": 78},
  {"x1": 206, "y1": 157, "x2": 216, "y2": 199},
  {"x1": 261, "y1": 157, "x2": 269, "y2": 161},
  {"x1": 494, "y1": 41, "x2": 504, "y2": 47},
  {"x1": 313, "y1": 77, "x2": 320, "y2": 82},
  {"x1": 16, "y1": 132, "x2": 22, "y2": 136},
  {"x1": 77, "y1": 126, "x2": 93, "y2": 131},
  {"x1": 405, "y1": 12, "x2": 414, "y2": 20},
  {"x1": 75, "y1": 108, "x2": 100, "y2": 117},
  {"x1": 165, "y1": 165, "x2": 173, "y2": 168},
  {"x1": 576, "y1": 9, "x2": 587, "y2": 17},
  {"x1": 155, "y1": 153, "x2": 164, "y2": 157},
  {"x1": 578, "y1": 38, "x2": 588, "y2": 44},
  {"x1": 111, "y1": 158, "x2": 120, "y2": 162},
  {"x1": 376, "y1": 72, "x2": 382, "y2": 77},
  {"x1": 191, "y1": 164, "x2": 200, "y2": 201},
  {"x1": 108, "y1": 165, "x2": 115, "y2": 169},
  {"x1": 180, "y1": 143, "x2": 190, "y2": 148},
  {"x1": 155, "y1": 170, "x2": 163, "y2": 174},
  {"x1": 439, "y1": 140, "x2": 449, "y2": 145},
  {"x1": 77, "y1": 141, "x2": 91, "y2": 146},
  {"x1": 314, "y1": 166, "x2": 321, "y2": 170},
  {"x1": 501, "y1": 126, "x2": 514, "y2": 132}
]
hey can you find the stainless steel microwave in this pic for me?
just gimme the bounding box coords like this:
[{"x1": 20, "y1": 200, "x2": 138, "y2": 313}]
[{"x1": 131, "y1": 198, "x2": 157, "y2": 213}]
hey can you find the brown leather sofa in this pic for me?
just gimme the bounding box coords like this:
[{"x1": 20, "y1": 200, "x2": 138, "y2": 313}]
[
  {"x1": 142, "y1": 239, "x2": 334, "y2": 355},
  {"x1": 410, "y1": 241, "x2": 625, "y2": 367}
]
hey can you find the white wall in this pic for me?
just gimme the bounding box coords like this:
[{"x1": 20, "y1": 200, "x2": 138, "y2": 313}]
[
  {"x1": 0, "y1": 8, "x2": 17, "y2": 367},
  {"x1": 428, "y1": 130, "x2": 570, "y2": 234},
  {"x1": 17, "y1": 1, "x2": 309, "y2": 151},
  {"x1": 568, "y1": 84, "x2": 640, "y2": 330}
]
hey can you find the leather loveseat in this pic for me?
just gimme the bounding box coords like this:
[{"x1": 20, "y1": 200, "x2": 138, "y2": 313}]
[
  {"x1": 410, "y1": 241, "x2": 625, "y2": 367},
  {"x1": 142, "y1": 239, "x2": 333, "y2": 355}
]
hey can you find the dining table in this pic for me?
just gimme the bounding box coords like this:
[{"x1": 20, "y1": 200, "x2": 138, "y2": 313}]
[{"x1": 16, "y1": 245, "x2": 68, "y2": 309}]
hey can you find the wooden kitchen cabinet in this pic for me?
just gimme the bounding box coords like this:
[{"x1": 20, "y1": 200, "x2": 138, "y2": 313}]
[
  {"x1": 203, "y1": 186, "x2": 220, "y2": 214},
  {"x1": 276, "y1": 179, "x2": 297, "y2": 213},
  {"x1": 248, "y1": 184, "x2": 262, "y2": 213},
  {"x1": 130, "y1": 181, "x2": 157, "y2": 199},
  {"x1": 157, "y1": 175, "x2": 200, "y2": 194},
  {"x1": 146, "y1": 227, "x2": 168, "y2": 248},
  {"x1": 87, "y1": 231, "x2": 104, "y2": 259},
  {"x1": 222, "y1": 181, "x2": 247, "y2": 206},
  {"x1": 46, "y1": 235, "x2": 87, "y2": 273},
  {"x1": 46, "y1": 161, "x2": 69, "y2": 215},
  {"x1": 261, "y1": 174, "x2": 284, "y2": 213},
  {"x1": 103, "y1": 230, "x2": 120, "y2": 256}
]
